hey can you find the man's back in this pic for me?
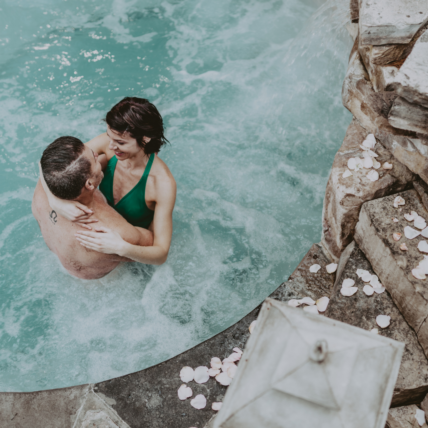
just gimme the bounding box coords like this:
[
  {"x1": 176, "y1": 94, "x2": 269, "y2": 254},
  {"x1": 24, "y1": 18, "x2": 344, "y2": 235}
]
[{"x1": 32, "y1": 181, "x2": 145, "y2": 279}]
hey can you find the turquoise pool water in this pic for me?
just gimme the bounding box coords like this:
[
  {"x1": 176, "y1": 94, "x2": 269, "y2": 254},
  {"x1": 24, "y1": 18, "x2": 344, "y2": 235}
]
[{"x1": 0, "y1": 0, "x2": 352, "y2": 391}]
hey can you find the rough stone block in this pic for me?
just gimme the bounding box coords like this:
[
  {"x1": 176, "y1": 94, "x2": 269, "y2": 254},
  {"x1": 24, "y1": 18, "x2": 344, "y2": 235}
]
[
  {"x1": 321, "y1": 118, "x2": 413, "y2": 261},
  {"x1": 359, "y1": 0, "x2": 428, "y2": 45},
  {"x1": 387, "y1": 405, "x2": 427, "y2": 428},
  {"x1": 350, "y1": 0, "x2": 358, "y2": 22},
  {"x1": 354, "y1": 190, "x2": 428, "y2": 357},
  {"x1": 388, "y1": 97, "x2": 428, "y2": 135},
  {"x1": 325, "y1": 242, "x2": 428, "y2": 406}
]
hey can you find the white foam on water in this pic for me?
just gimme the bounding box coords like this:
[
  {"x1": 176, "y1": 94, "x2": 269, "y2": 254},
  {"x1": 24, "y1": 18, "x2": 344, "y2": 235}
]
[{"x1": 0, "y1": 0, "x2": 352, "y2": 391}]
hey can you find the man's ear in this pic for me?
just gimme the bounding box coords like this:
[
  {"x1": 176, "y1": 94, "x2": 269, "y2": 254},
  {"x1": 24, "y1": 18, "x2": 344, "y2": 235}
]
[
  {"x1": 85, "y1": 178, "x2": 95, "y2": 191},
  {"x1": 143, "y1": 136, "x2": 151, "y2": 143}
]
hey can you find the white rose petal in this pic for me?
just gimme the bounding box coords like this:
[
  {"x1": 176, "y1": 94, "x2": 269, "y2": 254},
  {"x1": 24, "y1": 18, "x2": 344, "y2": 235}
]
[
  {"x1": 211, "y1": 357, "x2": 222, "y2": 370},
  {"x1": 418, "y1": 241, "x2": 428, "y2": 253},
  {"x1": 343, "y1": 169, "x2": 352, "y2": 178},
  {"x1": 347, "y1": 158, "x2": 357, "y2": 170},
  {"x1": 194, "y1": 366, "x2": 210, "y2": 384},
  {"x1": 366, "y1": 149, "x2": 378, "y2": 158},
  {"x1": 212, "y1": 402, "x2": 223, "y2": 411},
  {"x1": 341, "y1": 287, "x2": 358, "y2": 296},
  {"x1": 363, "y1": 134, "x2": 376, "y2": 149},
  {"x1": 303, "y1": 305, "x2": 319, "y2": 314},
  {"x1": 373, "y1": 286, "x2": 386, "y2": 294},
  {"x1": 369, "y1": 275, "x2": 380, "y2": 287},
  {"x1": 400, "y1": 243, "x2": 408, "y2": 251},
  {"x1": 370, "y1": 328, "x2": 379, "y2": 334},
  {"x1": 363, "y1": 156, "x2": 373, "y2": 169},
  {"x1": 233, "y1": 347, "x2": 243, "y2": 355},
  {"x1": 228, "y1": 352, "x2": 241, "y2": 362},
  {"x1": 216, "y1": 372, "x2": 232, "y2": 386},
  {"x1": 178, "y1": 384, "x2": 193, "y2": 400},
  {"x1": 412, "y1": 268, "x2": 427, "y2": 280},
  {"x1": 287, "y1": 299, "x2": 300, "y2": 307},
  {"x1": 309, "y1": 264, "x2": 321, "y2": 273},
  {"x1": 415, "y1": 217, "x2": 427, "y2": 230},
  {"x1": 404, "y1": 213, "x2": 415, "y2": 221},
  {"x1": 342, "y1": 278, "x2": 355, "y2": 288},
  {"x1": 227, "y1": 363, "x2": 237, "y2": 378},
  {"x1": 422, "y1": 227, "x2": 428, "y2": 238},
  {"x1": 357, "y1": 269, "x2": 369, "y2": 278},
  {"x1": 382, "y1": 162, "x2": 393, "y2": 170},
  {"x1": 393, "y1": 196, "x2": 405, "y2": 208},
  {"x1": 393, "y1": 232, "x2": 402, "y2": 241},
  {"x1": 363, "y1": 285, "x2": 374, "y2": 296},
  {"x1": 373, "y1": 159, "x2": 381, "y2": 169},
  {"x1": 376, "y1": 315, "x2": 391, "y2": 328},
  {"x1": 190, "y1": 394, "x2": 207, "y2": 409},
  {"x1": 404, "y1": 226, "x2": 421, "y2": 239},
  {"x1": 297, "y1": 297, "x2": 315, "y2": 306},
  {"x1": 415, "y1": 408, "x2": 426, "y2": 426},
  {"x1": 180, "y1": 367, "x2": 194, "y2": 383},
  {"x1": 361, "y1": 271, "x2": 373, "y2": 282},
  {"x1": 209, "y1": 368, "x2": 220, "y2": 377},
  {"x1": 393, "y1": 218, "x2": 399, "y2": 223},
  {"x1": 326, "y1": 263, "x2": 338, "y2": 273},
  {"x1": 367, "y1": 170, "x2": 379, "y2": 182},
  {"x1": 249, "y1": 320, "x2": 257, "y2": 334},
  {"x1": 316, "y1": 297, "x2": 329, "y2": 312}
]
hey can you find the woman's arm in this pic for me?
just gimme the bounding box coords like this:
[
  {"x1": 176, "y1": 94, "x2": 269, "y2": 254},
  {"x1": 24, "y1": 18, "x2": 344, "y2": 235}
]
[{"x1": 86, "y1": 133, "x2": 111, "y2": 156}]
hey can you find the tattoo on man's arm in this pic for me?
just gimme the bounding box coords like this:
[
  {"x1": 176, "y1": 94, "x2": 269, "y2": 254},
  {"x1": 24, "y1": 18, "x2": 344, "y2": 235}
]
[{"x1": 49, "y1": 210, "x2": 58, "y2": 225}]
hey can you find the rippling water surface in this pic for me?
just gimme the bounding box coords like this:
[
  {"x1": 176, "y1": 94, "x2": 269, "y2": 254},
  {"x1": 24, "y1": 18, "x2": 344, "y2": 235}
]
[{"x1": 0, "y1": 0, "x2": 352, "y2": 391}]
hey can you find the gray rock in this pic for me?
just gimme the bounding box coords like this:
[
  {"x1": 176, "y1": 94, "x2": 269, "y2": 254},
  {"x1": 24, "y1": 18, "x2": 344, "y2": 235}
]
[
  {"x1": 325, "y1": 242, "x2": 428, "y2": 406},
  {"x1": 388, "y1": 97, "x2": 428, "y2": 135},
  {"x1": 321, "y1": 118, "x2": 414, "y2": 261},
  {"x1": 350, "y1": 0, "x2": 358, "y2": 22},
  {"x1": 389, "y1": 30, "x2": 428, "y2": 109},
  {"x1": 354, "y1": 190, "x2": 428, "y2": 358},
  {"x1": 422, "y1": 393, "x2": 428, "y2": 421},
  {"x1": 359, "y1": 0, "x2": 428, "y2": 45},
  {"x1": 387, "y1": 405, "x2": 427, "y2": 427},
  {"x1": 413, "y1": 179, "x2": 428, "y2": 213}
]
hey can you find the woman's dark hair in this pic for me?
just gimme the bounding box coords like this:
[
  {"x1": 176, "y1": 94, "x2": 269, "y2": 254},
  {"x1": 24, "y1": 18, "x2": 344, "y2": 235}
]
[
  {"x1": 41, "y1": 136, "x2": 92, "y2": 200},
  {"x1": 105, "y1": 97, "x2": 169, "y2": 155}
]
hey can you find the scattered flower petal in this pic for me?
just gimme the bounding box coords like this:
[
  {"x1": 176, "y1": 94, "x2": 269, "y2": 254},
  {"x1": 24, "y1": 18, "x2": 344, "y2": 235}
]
[
  {"x1": 366, "y1": 149, "x2": 378, "y2": 158},
  {"x1": 361, "y1": 271, "x2": 373, "y2": 282},
  {"x1": 382, "y1": 162, "x2": 393, "y2": 170},
  {"x1": 326, "y1": 263, "x2": 338, "y2": 273},
  {"x1": 370, "y1": 328, "x2": 379, "y2": 334},
  {"x1": 393, "y1": 196, "x2": 405, "y2": 208},
  {"x1": 249, "y1": 320, "x2": 257, "y2": 334},
  {"x1": 400, "y1": 243, "x2": 408, "y2": 251},
  {"x1": 412, "y1": 268, "x2": 426, "y2": 280},
  {"x1": 393, "y1": 232, "x2": 402, "y2": 241},
  {"x1": 357, "y1": 269, "x2": 369, "y2": 278},
  {"x1": 212, "y1": 402, "x2": 223, "y2": 411},
  {"x1": 373, "y1": 159, "x2": 381, "y2": 169},
  {"x1": 363, "y1": 156, "x2": 373, "y2": 169},
  {"x1": 393, "y1": 218, "x2": 399, "y2": 223},
  {"x1": 370, "y1": 275, "x2": 380, "y2": 287},
  {"x1": 190, "y1": 394, "x2": 207, "y2": 409},
  {"x1": 418, "y1": 241, "x2": 428, "y2": 253},
  {"x1": 178, "y1": 384, "x2": 193, "y2": 400},
  {"x1": 227, "y1": 363, "x2": 237, "y2": 378},
  {"x1": 216, "y1": 372, "x2": 232, "y2": 386},
  {"x1": 316, "y1": 297, "x2": 329, "y2": 312},
  {"x1": 211, "y1": 357, "x2": 222, "y2": 370},
  {"x1": 194, "y1": 366, "x2": 210, "y2": 384},
  {"x1": 180, "y1": 367, "x2": 194, "y2": 383},
  {"x1": 341, "y1": 287, "x2": 358, "y2": 296},
  {"x1": 287, "y1": 299, "x2": 300, "y2": 307},
  {"x1": 415, "y1": 408, "x2": 426, "y2": 426},
  {"x1": 376, "y1": 315, "x2": 391, "y2": 328},
  {"x1": 297, "y1": 297, "x2": 315, "y2": 306},
  {"x1": 367, "y1": 170, "x2": 379, "y2": 182},
  {"x1": 404, "y1": 213, "x2": 415, "y2": 221},
  {"x1": 363, "y1": 134, "x2": 376, "y2": 149},
  {"x1": 233, "y1": 347, "x2": 243, "y2": 355},
  {"x1": 342, "y1": 278, "x2": 355, "y2": 288},
  {"x1": 422, "y1": 227, "x2": 428, "y2": 238},
  {"x1": 347, "y1": 158, "x2": 357, "y2": 170},
  {"x1": 303, "y1": 305, "x2": 319, "y2": 314},
  {"x1": 415, "y1": 216, "x2": 427, "y2": 230},
  {"x1": 343, "y1": 169, "x2": 352, "y2": 178},
  {"x1": 228, "y1": 352, "x2": 241, "y2": 362},
  {"x1": 404, "y1": 226, "x2": 421, "y2": 239},
  {"x1": 309, "y1": 264, "x2": 321, "y2": 273},
  {"x1": 209, "y1": 368, "x2": 220, "y2": 377},
  {"x1": 363, "y1": 285, "x2": 374, "y2": 296},
  {"x1": 373, "y1": 286, "x2": 386, "y2": 294}
]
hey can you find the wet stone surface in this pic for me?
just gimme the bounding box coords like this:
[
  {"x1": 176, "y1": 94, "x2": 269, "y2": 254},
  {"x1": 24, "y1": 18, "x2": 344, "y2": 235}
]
[{"x1": 325, "y1": 242, "x2": 428, "y2": 406}]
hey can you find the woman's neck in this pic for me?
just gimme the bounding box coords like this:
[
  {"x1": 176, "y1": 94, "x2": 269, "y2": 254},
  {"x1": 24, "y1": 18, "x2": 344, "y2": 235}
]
[{"x1": 120, "y1": 149, "x2": 150, "y2": 171}]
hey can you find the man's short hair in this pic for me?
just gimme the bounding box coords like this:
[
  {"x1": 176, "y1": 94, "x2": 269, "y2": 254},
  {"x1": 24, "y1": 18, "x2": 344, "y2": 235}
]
[{"x1": 41, "y1": 136, "x2": 92, "y2": 200}]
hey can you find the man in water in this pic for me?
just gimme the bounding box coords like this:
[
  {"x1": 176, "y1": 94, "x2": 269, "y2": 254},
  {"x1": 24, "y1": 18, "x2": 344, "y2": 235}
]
[{"x1": 32, "y1": 136, "x2": 154, "y2": 280}]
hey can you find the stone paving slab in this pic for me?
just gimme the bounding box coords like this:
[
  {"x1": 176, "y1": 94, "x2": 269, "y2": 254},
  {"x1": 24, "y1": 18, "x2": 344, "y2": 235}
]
[
  {"x1": 325, "y1": 242, "x2": 428, "y2": 406},
  {"x1": 387, "y1": 405, "x2": 428, "y2": 427},
  {"x1": 389, "y1": 96, "x2": 428, "y2": 135},
  {"x1": 355, "y1": 189, "x2": 428, "y2": 357}
]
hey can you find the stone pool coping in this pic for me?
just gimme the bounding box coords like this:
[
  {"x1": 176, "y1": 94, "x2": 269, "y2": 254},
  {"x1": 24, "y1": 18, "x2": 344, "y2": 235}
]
[{"x1": 0, "y1": 243, "x2": 333, "y2": 428}]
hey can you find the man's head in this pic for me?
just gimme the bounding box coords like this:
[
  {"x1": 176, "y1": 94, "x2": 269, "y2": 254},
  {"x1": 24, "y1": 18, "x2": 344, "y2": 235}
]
[{"x1": 41, "y1": 136, "x2": 103, "y2": 200}]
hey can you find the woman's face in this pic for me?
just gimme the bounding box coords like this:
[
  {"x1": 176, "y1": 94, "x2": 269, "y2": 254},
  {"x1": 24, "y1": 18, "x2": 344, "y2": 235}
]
[{"x1": 107, "y1": 126, "x2": 149, "y2": 160}]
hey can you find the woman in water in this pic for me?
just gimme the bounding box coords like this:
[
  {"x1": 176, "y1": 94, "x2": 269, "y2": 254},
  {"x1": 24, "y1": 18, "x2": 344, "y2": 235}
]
[{"x1": 41, "y1": 97, "x2": 176, "y2": 265}]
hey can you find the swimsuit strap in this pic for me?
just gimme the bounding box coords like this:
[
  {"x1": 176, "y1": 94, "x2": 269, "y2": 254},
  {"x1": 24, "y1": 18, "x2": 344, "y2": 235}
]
[{"x1": 141, "y1": 153, "x2": 155, "y2": 183}]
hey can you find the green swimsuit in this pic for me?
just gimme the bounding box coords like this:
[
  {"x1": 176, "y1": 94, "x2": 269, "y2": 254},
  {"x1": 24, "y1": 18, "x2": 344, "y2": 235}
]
[{"x1": 99, "y1": 153, "x2": 155, "y2": 229}]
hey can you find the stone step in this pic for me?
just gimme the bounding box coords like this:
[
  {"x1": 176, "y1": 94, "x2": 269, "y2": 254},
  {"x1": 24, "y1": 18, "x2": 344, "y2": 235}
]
[
  {"x1": 388, "y1": 96, "x2": 428, "y2": 135},
  {"x1": 325, "y1": 241, "x2": 428, "y2": 406},
  {"x1": 387, "y1": 405, "x2": 428, "y2": 427},
  {"x1": 354, "y1": 189, "x2": 428, "y2": 357}
]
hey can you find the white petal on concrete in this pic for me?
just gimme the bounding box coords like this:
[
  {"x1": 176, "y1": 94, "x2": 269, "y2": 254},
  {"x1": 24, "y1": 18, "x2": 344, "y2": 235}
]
[
  {"x1": 366, "y1": 149, "x2": 378, "y2": 158},
  {"x1": 287, "y1": 299, "x2": 300, "y2": 307},
  {"x1": 233, "y1": 347, "x2": 243, "y2": 355},
  {"x1": 342, "y1": 169, "x2": 353, "y2": 178},
  {"x1": 249, "y1": 320, "x2": 257, "y2": 334},
  {"x1": 303, "y1": 305, "x2": 319, "y2": 314},
  {"x1": 190, "y1": 394, "x2": 207, "y2": 410},
  {"x1": 412, "y1": 268, "x2": 427, "y2": 280},
  {"x1": 376, "y1": 315, "x2": 391, "y2": 328},
  {"x1": 370, "y1": 328, "x2": 379, "y2": 334},
  {"x1": 404, "y1": 226, "x2": 421, "y2": 239},
  {"x1": 178, "y1": 384, "x2": 193, "y2": 400},
  {"x1": 297, "y1": 297, "x2": 316, "y2": 306},
  {"x1": 404, "y1": 213, "x2": 415, "y2": 221},
  {"x1": 209, "y1": 368, "x2": 220, "y2": 377},
  {"x1": 415, "y1": 408, "x2": 426, "y2": 426},
  {"x1": 415, "y1": 217, "x2": 427, "y2": 230},
  {"x1": 363, "y1": 134, "x2": 376, "y2": 149},
  {"x1": 361, "y1": 271, "x2": 373, "y2": 282},
  {"x1": 326, "y1": 263, "x2": 338, "y2": 273},
  {"x1": 210, "y1": 357, "x2": 222, "y2": 370},
  {"x1": 309, "y1": 264, "x2": 321, "y2": 273},
  {"x1": 373, "y1": 159, "x2": 381, "y2": 169},
  {"x1": 227, "y1": 363, "x2": 237, "y2": 379},
  {"x1": 393, "y1": 218, "x2": 399, "y2": 223},
  {"x1": 356, "y1": 269, "x2": 369, "y2": 278},
  {"x1": 216, "y1": 372, "x2": 232, "y2": 386},
  {"x1": 418, "y1": 241, "x2": 428, "y2": 253},
  {"x1": 419, "y1": 256, "x2": 428, "y2": 274},
  {"x1": 316, "y1": 297, "x2": 329, "y2": 313},
  {"x1": 363, "y1": 285, "x2": 374, "y2": 296},
  {"x1": 342, "y1": 278, "x2": 355, "y2": 288},
  {"x1": 370, "y1": 275, "x2": 380, "y2": 287},
  {"x1": 400, "y1": 243, "x2": 408, "y2": 251},
  {"x1": 347, "y1": 158, "x2": 357, "y2": 170},
  {"x1": 228, "y1": 352, "x2": 241, "y2": 362},
  {"x1": 411, "y1": 211, "x2": 419, "y2": 218},
  {"x1": 212, "y1": 402, "x2": 223, "y2": 411},
  {"x1": 341, "y1": 287, "x2": 358, "y2": 296},
  {"x1": 373, "y1": 287, "x2": 386, "y2": 294},
  {"x1": 194, "y1": 366, "x2": 210, "y2": 384},
  {"x1": 382, "y1": 162, "x2": 393, "y2": 170},
  {"x1": 393, "y1": 232, "x2": 402, "y2": 241},
  {"x1": 367, "y1": 170, "x2": 379, "y2": 182},
  {"x1": 393, "y1": 196, "x2": 405, "y2": 208},
  {"x1": 422, "y1": 227, "x2": 428, "y2": 238},
  {"x1": 180, "y1": 367, "x2": 194, "y2": 383},
  {"x1": 363, "y1": 156, "x2": 373, "y2": 169},
  {"x1": 222, "y1": 361, "x2": 234, "y2": 373}
]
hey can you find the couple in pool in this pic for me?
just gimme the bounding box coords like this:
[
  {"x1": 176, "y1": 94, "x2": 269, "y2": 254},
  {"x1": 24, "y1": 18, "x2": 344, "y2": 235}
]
[{"x1": 32, "y1": 97, "x2": 176, "y2": 280}]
